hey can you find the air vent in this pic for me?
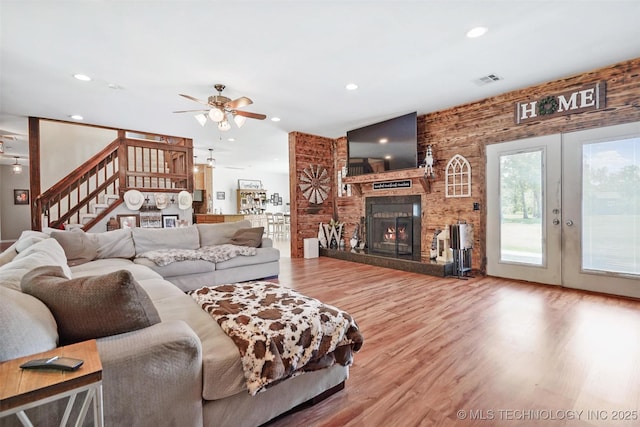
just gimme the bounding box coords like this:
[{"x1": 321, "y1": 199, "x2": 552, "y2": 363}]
[{"x1": 474, "y1": 74, "x2": 503, "y2": 86}]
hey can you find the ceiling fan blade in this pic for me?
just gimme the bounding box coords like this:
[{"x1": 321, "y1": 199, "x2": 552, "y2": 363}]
[
  {"x1": 233, "y1": 110, "x2": 267, "y2": 120},
  {"x1": 173, "y1": 109, "x2": 209, "y2": 113},
  {"x1": 226, "y1": 96, "x2": 253, "y2": 109},
  {"x1": 179, "y1": 94, "x2": 210, "y2": 106}
]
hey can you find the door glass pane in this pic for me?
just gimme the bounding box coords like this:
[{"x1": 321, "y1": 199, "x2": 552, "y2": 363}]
[
  {"x1": 582, "y1": 138, "x2": 640, "y2": 275},
  {"x1": 499, "y1": 150, "x2": 543, "y2": 265}
]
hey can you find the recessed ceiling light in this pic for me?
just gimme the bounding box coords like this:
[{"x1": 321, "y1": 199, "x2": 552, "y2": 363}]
[
  {"x1": 467, "y1": 26, "x2": 488, "y2": 38},
  {"x1": 384, "y1": 155, "x2": 391, "y2": 160},
  {"x1": 345, "y1": 83, "x2": 358, "y2": 91},
  {"x1": 107, "y1": 83, "x2": 123, "y2": 90},
  {"x1": 228, "y1": 138, "x2": 235, "y2": 142},
  {"x1": 69, "y1": 115, "x2": 83, "y2": 120},
  {"x1": 73, "y1": 74, "x2": 91, "y2": 81},
  {"x1": 379, "y1": 138, "x2": 388, "y2": 144},
  {"x1": 271, "y1": 117, "x2": 281, "y2": 122}
]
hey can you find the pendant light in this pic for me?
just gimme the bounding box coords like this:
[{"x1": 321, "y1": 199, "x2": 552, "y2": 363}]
[{"x1": 11, "y1": 157, "x2": 22, "y2": 174}]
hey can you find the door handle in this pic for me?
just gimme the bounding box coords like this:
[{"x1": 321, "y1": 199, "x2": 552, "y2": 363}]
[{"x1": 566, "y1": 220, "x2": 574, "y2": 226}]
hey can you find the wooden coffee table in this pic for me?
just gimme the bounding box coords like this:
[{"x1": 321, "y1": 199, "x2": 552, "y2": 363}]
[{"x1": 0, "y1": 339, "x2": 103, "y2": 426}]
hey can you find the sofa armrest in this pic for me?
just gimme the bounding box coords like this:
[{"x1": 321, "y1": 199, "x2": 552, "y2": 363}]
[
  {"x1": 261, "y1": 237, "x2": 274, "y2": 248},
  {"x1": 96, "y1": 321, "x2": 203, "y2": 427}
]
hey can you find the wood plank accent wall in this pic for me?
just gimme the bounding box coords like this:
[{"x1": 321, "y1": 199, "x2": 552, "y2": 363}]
[
  {"x1": 289, "y1": 57, "x2": 640, "y2": 270},
  {"x1": 289, "y1": 132, "x2": 335, "y2": 258}
]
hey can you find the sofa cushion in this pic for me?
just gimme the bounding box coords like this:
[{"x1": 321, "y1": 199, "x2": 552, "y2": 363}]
[
  {"x1": 230, "y1": 227, "x2": 264, "y2": 248},
  {"x1": 0, "y1": 286, "x2": 58, "y2": 362},
  {"x1": 132, "y1": 225, "x2": 200, "y2": 255},
  {"x1": 197, "y1": 220, "x2": 252, "y2": 247},
  {"x1": 51, "y1": 229, "x2": 99, "y2": 266},
  {"x1": 0, "y1": 238, "x2": 71, "y2": 291},
  {"x1": 133, "y1": 258, "x2": 215, "y2": 277},
  {"x1": 21, "y1": 265, "x2": 161, "y2": 345},
  {"x1": 88, "y1": 228, "x2": 136, "y2": 259},
  {"x1": 71, "y1": 258, "x2": 164, "y2": 281},
  {"x1": 215, "y1": 247, "x2": 280, "y2": 270},
  {"x1": 136, "y1": 276, "x2": 248, "y2": 400}
]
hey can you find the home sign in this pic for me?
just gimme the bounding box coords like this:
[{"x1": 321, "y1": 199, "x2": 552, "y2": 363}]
[{"x1": 515, "y1": 81, "x2": 606, "y2": 124}]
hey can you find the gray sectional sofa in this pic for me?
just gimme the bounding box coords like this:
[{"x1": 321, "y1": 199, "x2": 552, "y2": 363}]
[
  {"x1": 130, "y1": 220, "x2": 280, "y2": 290},
  {"x1": 0, "y1": 221, "x2": 350, "y2": 427}
]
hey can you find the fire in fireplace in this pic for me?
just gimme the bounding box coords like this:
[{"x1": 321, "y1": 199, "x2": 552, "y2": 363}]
[{"x1": 365, "y1": 195, "x2": 421, "y2": 261}]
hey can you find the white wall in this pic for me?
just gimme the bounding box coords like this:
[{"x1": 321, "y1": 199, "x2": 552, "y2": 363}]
[
  {"x1": 40, "y1": 120, "x2": 117, "y2": 191},
  {"x1": 212, "y1": 167, "x2": 290, "y2": 214},
  {"x1": 0, "y1": 164, "x2": 31, "y2": 241}
]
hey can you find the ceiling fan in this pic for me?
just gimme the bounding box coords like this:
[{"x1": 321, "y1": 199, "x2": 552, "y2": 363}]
[{"x1": 174, "y1": 84, "x2": 266, "y2": 131}]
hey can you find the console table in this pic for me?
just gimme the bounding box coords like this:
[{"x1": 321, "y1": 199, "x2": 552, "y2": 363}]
[{"x1": 0, "y1": 340, "x2": 103, "y2": 427}]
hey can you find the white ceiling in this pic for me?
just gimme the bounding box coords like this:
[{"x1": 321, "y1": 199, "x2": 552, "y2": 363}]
[{"x1": 1, "y1": 1, "x2": 640, "y2": 173}]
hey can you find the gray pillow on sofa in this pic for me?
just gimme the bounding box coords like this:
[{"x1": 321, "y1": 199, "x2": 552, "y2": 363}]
[
  {"x1": 51, "y1": 229, "x2": 99, "y2": 266},
  {"x1": 230, "y1": 227, "x2": 264, "y2": 248},
  {"x1": 21, "y1": 265, "x2": 161, "y2": 345},
  {"x1": 197, "y1": 219, "x2": 253, "y2": 246}
]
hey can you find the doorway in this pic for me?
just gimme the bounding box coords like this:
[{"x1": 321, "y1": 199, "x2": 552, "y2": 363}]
[{"x1": 486, "y1": 122, "x2": 640, "y2": 298}]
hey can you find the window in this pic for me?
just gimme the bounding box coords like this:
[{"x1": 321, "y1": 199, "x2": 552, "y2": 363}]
[{"x1": 446, "y1": 154, "x2": 471, "y2": 198}]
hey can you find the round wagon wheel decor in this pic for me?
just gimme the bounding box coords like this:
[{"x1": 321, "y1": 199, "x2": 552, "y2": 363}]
[
  {"x1": 299, "y1": 164, "x2": 330, "y2": 204},
  {"x1": 537, "y1": 95, "x2": 559, "y2": 116}
]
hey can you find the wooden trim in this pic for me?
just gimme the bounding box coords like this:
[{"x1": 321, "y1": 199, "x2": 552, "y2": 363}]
[
  {"x1": 343, "y1": 167, "x2": 426, "y2": 184},
  {"x1": 28, "y1": 117, "x2": 41, "y2": 231}
]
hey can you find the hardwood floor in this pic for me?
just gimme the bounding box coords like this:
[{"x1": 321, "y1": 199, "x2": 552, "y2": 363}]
[{"x1": 267, "y1": 257, "x2": 640, "y2": 427}]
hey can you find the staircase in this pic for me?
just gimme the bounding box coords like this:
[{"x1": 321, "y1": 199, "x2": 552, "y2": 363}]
[{"x1": 34, "y1": 129, "x2": 193, "y2": 231}]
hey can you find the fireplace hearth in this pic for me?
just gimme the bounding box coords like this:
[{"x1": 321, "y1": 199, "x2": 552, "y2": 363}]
[{"x1": 366, "y1": 195, "x2": 421, "y2": 261}]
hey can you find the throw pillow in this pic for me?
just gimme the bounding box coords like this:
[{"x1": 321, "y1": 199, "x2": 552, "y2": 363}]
[
  {"x1": 21, "y1": 265, "x2": 161, "y2": 345},
  {"x1": 51, "y1": 229, "x2": 99, "y2": 266},
  {"x1": 14, "y1": 230, "x2": 50, "y2": 253},
  {"x1": 230, "y1": 227, "x2": 264, "y2": 248}
]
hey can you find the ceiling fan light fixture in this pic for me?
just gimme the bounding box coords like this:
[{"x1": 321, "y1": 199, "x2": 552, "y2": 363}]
[
  {"x1": 195, "y1": 113, "x2": 208, "y2": 127},
  {"x1": 218, "y1": 119, "x2": 231, "y2": 132},
  {"x1": 233, "y1": 114, "x2": 246, "y2": 128},
  {"x1": 209, "y1": 108, "x2": 225, "y2": 122}
]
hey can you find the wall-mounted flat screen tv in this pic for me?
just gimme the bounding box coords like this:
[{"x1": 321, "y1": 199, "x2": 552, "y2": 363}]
[{"x1": 347, "y1": 112, "x2": 417, "y2": 176}]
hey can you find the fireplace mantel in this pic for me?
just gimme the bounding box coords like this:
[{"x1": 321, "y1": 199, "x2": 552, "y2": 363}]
[{"x1": 343, "y1": 168, "x2": 433, "y2": 194}]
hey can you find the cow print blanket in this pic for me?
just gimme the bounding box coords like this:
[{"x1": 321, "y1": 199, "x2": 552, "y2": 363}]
[{"x1": 188, "y1": 281, "x2": 364, "y2": 395}]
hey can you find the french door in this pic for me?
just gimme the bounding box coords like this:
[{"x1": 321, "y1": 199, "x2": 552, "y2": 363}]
[
  {"x1": 486, "y1": 135, "x2": 562, "y2": 285},
  {"x1": 487, "y1": 122, "x2": 640, "y2": 298}
]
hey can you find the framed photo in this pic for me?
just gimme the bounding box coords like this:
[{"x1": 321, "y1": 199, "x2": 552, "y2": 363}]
[
  {"x1": 14, "y1": 189, "x2": 29, "y2": 205},
  {"x1": 117, "y1": 214, "x2": 140, "y2": 229},
  {"x1": 140, "y1": 211, "x2": 162, "y2": 228},
  {"x1": 162, "y1": 214, "x2": 179, "y2": 228},
  {"x1": 238, "y1": 179, "x2": 262, "y2": 190},
  {"x1": 216, "y1": 191, "x2": 226, "y2": 200}
]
